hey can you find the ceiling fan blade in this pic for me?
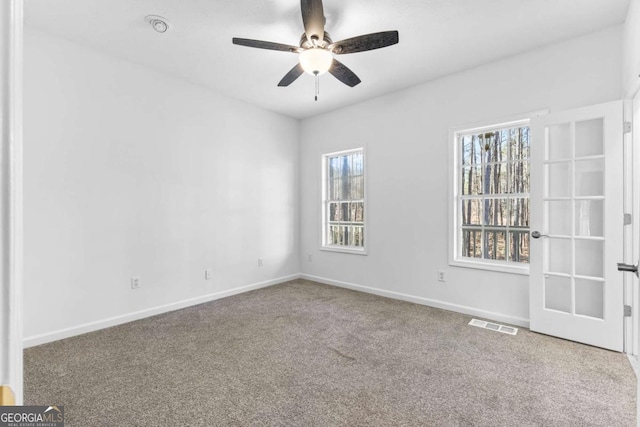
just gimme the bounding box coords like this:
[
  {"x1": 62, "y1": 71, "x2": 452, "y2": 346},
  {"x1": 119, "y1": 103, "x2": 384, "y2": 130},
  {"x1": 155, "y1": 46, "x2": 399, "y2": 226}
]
[
  {"x1": 329, "y1": 59, "x2": 361, "y2": 87},
  {"x1": 330, "y1": 31, "x2": 399, "y2": 54},
  {"x1": 232, "y1": 38, "x2": 300, "y2": 53},
  {"x1": 278, "y1": 63, "x2": 305, "y2": 87},
  {"x1": 300, "y1": 0, "x2": 325, "y2": 43}
]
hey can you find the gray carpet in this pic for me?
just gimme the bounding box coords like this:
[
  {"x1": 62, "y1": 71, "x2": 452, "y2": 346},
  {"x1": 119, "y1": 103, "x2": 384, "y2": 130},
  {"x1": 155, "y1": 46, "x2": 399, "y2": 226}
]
[{"x1": 24, "y1": 280, "x2": 636, "y2": 426}]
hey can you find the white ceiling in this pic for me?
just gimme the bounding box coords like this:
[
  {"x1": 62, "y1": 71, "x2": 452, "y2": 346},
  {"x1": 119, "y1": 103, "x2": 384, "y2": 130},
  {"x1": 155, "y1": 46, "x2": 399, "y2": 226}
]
[{"x1": 25, "y1": 0, "x2": 629, "y2": 119}]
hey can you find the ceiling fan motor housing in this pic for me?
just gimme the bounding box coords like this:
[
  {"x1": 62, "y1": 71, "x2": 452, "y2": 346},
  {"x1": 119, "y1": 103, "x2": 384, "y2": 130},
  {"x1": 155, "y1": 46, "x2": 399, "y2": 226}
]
[{"x1": 300, "y1": 32, "x2": 332, "y2": 49}]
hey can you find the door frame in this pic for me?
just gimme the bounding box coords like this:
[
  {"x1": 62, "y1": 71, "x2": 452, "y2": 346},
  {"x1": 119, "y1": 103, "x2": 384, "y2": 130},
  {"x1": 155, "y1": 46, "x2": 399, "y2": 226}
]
[
  {"x1": 1, "y1": 0, "x2": 24, "y2": 405},
  {"x1": 626, "y1": 89, "x2": 640, "y2": 360},
  {"x1": 623, "y1": 97, "x2": 637, "y2": 356},
  {"x1": 623, "y1": 70, "x2": 640, "y2": 358}
]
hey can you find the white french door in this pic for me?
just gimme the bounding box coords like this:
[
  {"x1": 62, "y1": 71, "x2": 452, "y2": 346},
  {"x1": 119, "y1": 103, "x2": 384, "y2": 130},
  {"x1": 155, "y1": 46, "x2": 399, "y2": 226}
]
[{"x1": 530, "y1": 100, "x2": 624, "y2": 351}]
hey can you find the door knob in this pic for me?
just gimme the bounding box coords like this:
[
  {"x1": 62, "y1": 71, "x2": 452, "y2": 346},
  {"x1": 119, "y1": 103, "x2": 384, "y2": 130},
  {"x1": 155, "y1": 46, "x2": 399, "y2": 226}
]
[
  {"x1": 531, "y1": 231, "x2": 548, "y2": 239},
  {"x1": 617, "y1": 261, "x2": 639, "y2": 278}
]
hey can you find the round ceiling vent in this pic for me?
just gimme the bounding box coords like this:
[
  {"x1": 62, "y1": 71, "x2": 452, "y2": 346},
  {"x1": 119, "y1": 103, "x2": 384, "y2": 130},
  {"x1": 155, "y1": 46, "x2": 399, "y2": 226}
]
[{"x1": 145, "y1": 15, "x2": 170, "y2": 33}]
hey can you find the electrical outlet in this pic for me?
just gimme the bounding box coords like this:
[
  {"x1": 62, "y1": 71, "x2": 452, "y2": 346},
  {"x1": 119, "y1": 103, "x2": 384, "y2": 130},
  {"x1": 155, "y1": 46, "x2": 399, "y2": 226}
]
[
  {"x1": 204, "y1": 269, "x2": 212, "y2": 280},
  {"x1": 307, "y1": 253, "x2": 313, "y2": 262},
  {"x1": 437, "y1": 270, "x2": 446, "y2": 282},
  {"x1": 131, "y1": 276, "x2": 140, "y2": 289},
  {"x1": 258, "y1": 258, "x2": 263, "y2": 267}
]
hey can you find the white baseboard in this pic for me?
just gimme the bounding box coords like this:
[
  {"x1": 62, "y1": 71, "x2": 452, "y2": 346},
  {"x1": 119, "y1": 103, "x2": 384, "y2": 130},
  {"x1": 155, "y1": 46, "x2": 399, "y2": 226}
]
[
  {"x1": 24, "y1": 273, "x2": 530, "y2": 348},
  {"x1": 300, "y1": 274, "x2": 530, "y2": 328},
  {"x1": 23, "y1": 274, "x2": 300, "y2": 348}
]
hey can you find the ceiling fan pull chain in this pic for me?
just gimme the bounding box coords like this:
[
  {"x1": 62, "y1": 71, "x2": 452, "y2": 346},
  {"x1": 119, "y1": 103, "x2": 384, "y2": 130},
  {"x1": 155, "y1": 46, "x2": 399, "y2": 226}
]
[{"x1": 314, "y1": 71, "x2": 319, "y2": 101}]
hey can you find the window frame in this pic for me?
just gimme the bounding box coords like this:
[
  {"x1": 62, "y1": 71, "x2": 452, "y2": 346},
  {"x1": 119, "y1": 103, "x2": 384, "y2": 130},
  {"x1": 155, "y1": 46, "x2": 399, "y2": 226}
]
[
  {"x1": 321, "y1": 147, "x2": 368, "y2": 255},
  {"x1": 449, "y1": 112, "x2": 545, "y2": 275}
]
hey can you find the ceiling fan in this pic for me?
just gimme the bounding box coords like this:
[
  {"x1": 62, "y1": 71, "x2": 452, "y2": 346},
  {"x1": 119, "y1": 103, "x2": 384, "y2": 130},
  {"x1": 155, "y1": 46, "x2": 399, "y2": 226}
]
[{"x1": 232, "y1": 0, "x2": 399, "y2": 99}]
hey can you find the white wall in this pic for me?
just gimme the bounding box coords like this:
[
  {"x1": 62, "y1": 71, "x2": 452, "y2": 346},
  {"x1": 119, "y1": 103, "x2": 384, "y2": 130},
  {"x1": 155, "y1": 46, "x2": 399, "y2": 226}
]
[
  {"x1": 23, "y1": 30, "x2": 300, "y2": 344},
  {"x1": 22, "y1": 23, "x2": 624, "y2": 344},
  {"x1": 300, "y1": 27, "x2": 623, "y2": 326},
  {"x1": 624, "y1": 0, "x2": 640, "y2": 96}
]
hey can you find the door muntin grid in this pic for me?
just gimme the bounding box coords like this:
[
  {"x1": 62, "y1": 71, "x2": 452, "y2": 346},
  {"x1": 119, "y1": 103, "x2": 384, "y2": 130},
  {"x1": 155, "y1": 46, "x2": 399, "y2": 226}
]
[{"x1": 542, "y1": 118, "x2": 606, "y2": 320}]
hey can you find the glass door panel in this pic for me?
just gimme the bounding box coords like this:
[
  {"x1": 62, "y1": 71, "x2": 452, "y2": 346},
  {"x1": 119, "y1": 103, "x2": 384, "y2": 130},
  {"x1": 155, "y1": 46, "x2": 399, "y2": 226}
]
[
  {"x1": 575, "y1": 158, "x2": 604, "y2": 197},
  {"x1": 575, "y1": 200, "x2": 603, "y2": 237},
  {"x1": 575, "y1": 279, "x2": 605, "y2": 319},
  {"x1": 544, "y1": 276, "x2": 572, "y2": 313},
  {"x1": 546, "y1": 162, "x2": 571, "y2": 197},
  {"x1": 575, "y1": 118, "x2": 604, "y2": 157},
  {"x1": 546, "y1": 201, "x2": 572, "y2": 236},
  {"x1": 575, "y1": 240, "x2": 604, "y2": 278},
  {"x1": 547, "y1": 238, "x2": 571, "y2": 275},
  {"x1": 546, "y1": 123, "x2": 571, "y2": 160}
]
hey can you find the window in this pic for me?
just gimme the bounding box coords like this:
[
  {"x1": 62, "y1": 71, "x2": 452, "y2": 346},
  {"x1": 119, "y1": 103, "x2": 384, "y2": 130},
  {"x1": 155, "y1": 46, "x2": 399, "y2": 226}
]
[
  {"x1": 452, "y1": 119, "x2": 531, "y2": 272},
  {"x1": 322, "y1": 148, "x2": 366, "y2": 253}
]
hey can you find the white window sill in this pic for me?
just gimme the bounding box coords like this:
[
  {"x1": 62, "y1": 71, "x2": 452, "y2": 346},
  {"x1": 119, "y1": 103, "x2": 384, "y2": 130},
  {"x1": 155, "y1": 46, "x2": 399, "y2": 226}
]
[
  {"x1": 321, "y1": 246, "x2": 368, "y2": 256},
  {"x1": 449, "y1": 258, "x2": 530, "y2": 275}
]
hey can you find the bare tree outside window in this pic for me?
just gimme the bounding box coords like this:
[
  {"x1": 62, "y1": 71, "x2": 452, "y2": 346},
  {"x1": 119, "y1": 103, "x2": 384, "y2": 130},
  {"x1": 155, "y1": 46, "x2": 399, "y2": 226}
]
[
  {"x1": 459, "y1": 125, "x2": 530, "y2": 263},
  {"x1": 323, "y1": 149, "x2": 365, "y2": 251}
]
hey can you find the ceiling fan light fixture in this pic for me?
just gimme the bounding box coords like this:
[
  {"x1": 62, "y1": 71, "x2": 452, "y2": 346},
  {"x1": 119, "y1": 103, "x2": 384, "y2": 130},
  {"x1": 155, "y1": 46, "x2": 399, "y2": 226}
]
[{"x1": 299, "y1": 48, "x2": 333, "y2": 75}]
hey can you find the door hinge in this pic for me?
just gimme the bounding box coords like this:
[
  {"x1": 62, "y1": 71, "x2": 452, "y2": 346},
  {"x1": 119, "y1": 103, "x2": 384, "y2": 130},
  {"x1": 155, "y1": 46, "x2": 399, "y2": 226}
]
[
  {"x1": 624, "y1": 213, "x2": 632, "y2": 225},
  {"x1": 624, "y1": 121, "x2": 632, "y2": 134},
  {"x1": 624, "y1": 305, "x2": 632, "y2": 317}
]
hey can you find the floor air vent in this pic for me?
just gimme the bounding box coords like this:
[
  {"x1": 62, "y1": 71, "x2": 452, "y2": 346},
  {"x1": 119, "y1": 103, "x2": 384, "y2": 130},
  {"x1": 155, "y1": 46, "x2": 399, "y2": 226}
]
[{"x1": 469, "y1": 319, "x2": 518, "y2": 335}]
